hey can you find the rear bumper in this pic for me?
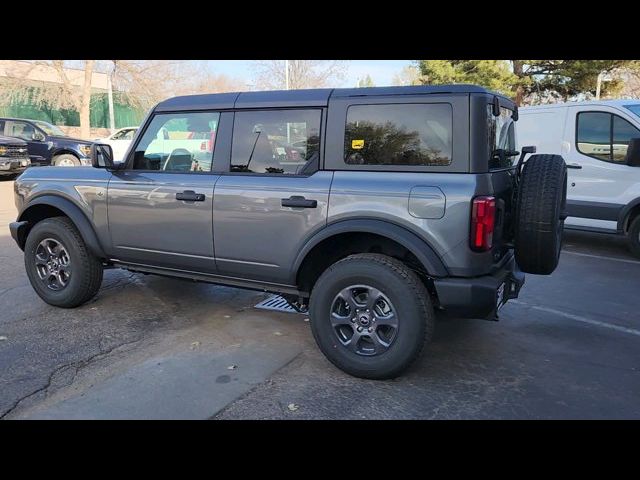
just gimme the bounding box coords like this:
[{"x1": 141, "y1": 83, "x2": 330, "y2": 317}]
[{"x1": 433, "y1": 254, "x2": 524, "y2": 320}]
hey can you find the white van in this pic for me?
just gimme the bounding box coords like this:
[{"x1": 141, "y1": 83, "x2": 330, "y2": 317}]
[{"x1": 517, "y1": 100, "x2": 640, "y2": 257}]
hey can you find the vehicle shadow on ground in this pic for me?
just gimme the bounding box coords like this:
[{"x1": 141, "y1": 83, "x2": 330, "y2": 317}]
[{"x1": 562, "y1": 229, "x2": 635, "y2": 260}]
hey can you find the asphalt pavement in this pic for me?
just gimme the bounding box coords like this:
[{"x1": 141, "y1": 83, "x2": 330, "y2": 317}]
[{"x1": 0, "y1": 178, "x2": 638, "y2": 419}]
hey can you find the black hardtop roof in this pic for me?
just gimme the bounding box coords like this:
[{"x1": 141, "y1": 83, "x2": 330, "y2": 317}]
[{"x1": 155, "y1": 84, "x2": 508, "y2": 112}]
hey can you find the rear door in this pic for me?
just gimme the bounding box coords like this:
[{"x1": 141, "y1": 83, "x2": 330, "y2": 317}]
[
  {"x1": 212, "y1": 108, "x2": 332, "y2": 284},
  {"x1": 107, "y1": 110, "x2": 226, "y2": 273}
]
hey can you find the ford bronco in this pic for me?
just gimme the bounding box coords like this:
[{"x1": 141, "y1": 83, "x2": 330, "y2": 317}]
[{"x1": 9, "y1": 85, "x2": 567, "y2": 379}]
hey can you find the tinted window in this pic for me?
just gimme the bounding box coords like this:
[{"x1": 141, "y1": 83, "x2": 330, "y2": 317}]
[
  {"x1": 131, "y1": 112, "x2": 219, "y2": 172},
  {"x1": 231, "y1": 109, "x2": 321, "y2": 174},
  {"x1": 613, "y1": 115, "x2": 640, "y2": 162},
  {"x1": 344, "y1": 104, "x2": 452, "y2": 167},
  {"x1": 577, "y1": 112, "x2": 640, "y2": 163},
  {"x1": 577, "y1": 112, "x2": 612, "y2": 161},
  {"x1": 488, "y1": 105, "x2": 517, "y2": 169},
  {"x1": 6, "y1": 121, "x2": 36, "y2": 141}
]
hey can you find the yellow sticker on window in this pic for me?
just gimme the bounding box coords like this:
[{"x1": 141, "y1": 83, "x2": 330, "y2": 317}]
[{"x1": 351, "y1": 139, "x2": 365, "y2": 150}]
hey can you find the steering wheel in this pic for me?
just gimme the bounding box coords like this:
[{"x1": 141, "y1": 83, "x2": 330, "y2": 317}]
[{"x1": 163, "y1": 148, "x2": 193, "y2": 171}]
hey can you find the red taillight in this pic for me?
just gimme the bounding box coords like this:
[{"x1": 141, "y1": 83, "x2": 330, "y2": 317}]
[{"x1": 471, "y1": 196, "x2": 496, "y2": 251}]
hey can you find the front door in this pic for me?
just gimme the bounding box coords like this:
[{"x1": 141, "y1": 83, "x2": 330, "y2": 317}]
[
  {"x1": 213, "y1": 108, "x2": 332, "y2": 284},
  {"x1": 4, "y1": 120, "x2": 49, "y2": 164},
  {"x1": 565, "y1": 106, "x2": 640, "y2": 231},
  {"x1": 107, "y1": 110, "x2": 222, "y2": 273}
]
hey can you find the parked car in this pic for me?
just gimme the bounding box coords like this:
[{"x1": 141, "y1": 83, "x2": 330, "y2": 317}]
[
  {"x1": 517, "y1": 100, "x2": 640, "y2": 257},
  {"x1": 94, "y1": 127, "x2": 138, "y2": 162},
  {"x1": 0, "y1": 135, "x2": 30, "y2": 178},
  {"x1": 9, "y1": 85, "x2": 567, "y2": 379},
  {"x1": 0, "y1": 117, "x2": 93, "y2": 166}
]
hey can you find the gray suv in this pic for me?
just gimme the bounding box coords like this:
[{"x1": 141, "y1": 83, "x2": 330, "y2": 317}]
[{"x1": 9, "y1": 85, "x2": 567, "y2": 379}]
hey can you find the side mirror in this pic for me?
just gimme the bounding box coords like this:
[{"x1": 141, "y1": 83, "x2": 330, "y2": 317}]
[
  {"x1": 625, "y1": 138, "x2": 640, "y2": 167},
  {"x1": 91, "y1": 143, "x2": 114, "y2": 169},
  {"x1": 32, "y1": 132, "x2": 45, "y2": 141}
]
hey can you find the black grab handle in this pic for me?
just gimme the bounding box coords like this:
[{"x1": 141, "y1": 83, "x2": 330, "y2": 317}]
[
  {"x1": 281, "y1": 196, "x2": 317, "y2": 208},
  {"x1": 176, "y1": 190, "x2": 205, "y2": 202}
]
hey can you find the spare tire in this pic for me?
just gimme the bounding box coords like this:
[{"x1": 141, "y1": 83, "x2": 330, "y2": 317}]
[{"x1": 514, "y1": 154, "x2": 567, "y2": 275}]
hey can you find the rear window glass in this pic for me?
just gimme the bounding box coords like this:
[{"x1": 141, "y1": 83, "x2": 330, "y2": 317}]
[
  {"x1": 488, "y1": 105, "x2": 516, "y2": 169},
  {"x1": 344, "y1": 103, "x2": 452, "y2": 167}
]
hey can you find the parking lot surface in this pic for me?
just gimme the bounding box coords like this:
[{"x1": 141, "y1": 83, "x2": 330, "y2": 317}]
[{"x1": 1, "y1": 178, "x2": 638, "y2": 419}]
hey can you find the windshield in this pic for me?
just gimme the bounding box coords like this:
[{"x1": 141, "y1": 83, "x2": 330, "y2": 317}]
[
  {"x1": 33, "y1": 120, "x2": 66, "y2": 137},
  {"x1": 487, "y1": 105, "x2": 517, "y2": 169},
  {"x1": 624, "y1": 104, "x2": 640, "y2": 118}
]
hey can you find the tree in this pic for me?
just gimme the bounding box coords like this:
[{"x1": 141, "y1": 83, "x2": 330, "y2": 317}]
[
  {"x1": 0, "y1": 60, "x2": 96, "y2": 138},
  {"x1": 356, "y1": 74, "x2": 375, "y2": 88},
  {"x1": 418, "y1": 60, "x2": 518, "y2": 96},
  {"x1": 418, "y1": 60, "x2": 640, "y2": 105},
  {"x1": 392, "y1": 65, "x2": 422, "y2": 86},
  {"x1": 252, "y1": 60, "x2": 347, "y2": 90},
  {"x1": 511, "y1": 60, "x2": 640, "y2": 104}
]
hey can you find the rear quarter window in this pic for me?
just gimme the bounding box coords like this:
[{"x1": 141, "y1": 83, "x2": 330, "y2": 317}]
[{"x1": 343, "y1": 103, "x2": 452, "y2": 167}]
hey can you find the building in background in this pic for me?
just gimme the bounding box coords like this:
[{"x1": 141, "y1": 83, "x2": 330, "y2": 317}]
[{"x1": 0, "y1": 61, "x2": 144, "y2": 138}]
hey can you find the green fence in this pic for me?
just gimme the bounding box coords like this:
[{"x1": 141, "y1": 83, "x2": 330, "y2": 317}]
[{"x1": 0, "y1": 90, "x2": 145, "y2": 129}]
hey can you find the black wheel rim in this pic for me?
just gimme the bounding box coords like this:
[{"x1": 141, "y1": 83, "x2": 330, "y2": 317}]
[
  {"x1": 34, "y1": 238, "x2": 71, "y2": 291},
  {"x1": 330, "y1": 285, "x2": 398, "y2": 356}
]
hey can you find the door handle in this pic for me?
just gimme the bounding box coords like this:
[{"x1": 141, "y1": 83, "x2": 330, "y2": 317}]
[
  {"x1": 281, "y1": 196, "x2": 317, "y2": 208},
  {"x1": 566, "y1": 163, "x2": 582, "y2": 169},
  {"x1": 176, "y1": 190, "x2": 205, "y2": 202}
]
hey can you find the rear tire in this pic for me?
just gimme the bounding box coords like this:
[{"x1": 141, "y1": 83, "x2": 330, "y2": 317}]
[
  {"x1": 514, "y1": 154, "x2": 567, "y2": 275},
  {"x1": 24, "y1": 217, "x2": 103, "y2": 308},
  {"x1": 627, "y1": 215, "x2": 640, "y2": 258},
  {"x1": 309, "y1": 253, "x2": 434, "y2": 380}
]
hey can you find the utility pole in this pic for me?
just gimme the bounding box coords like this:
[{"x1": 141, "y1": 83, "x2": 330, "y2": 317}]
[
  {"x1": 595, "y1": 71, "x2": 612, "y2": 100},
  {"x1": 285, "y1": 60, "x2": 290, "y2": 143},
  {"x1": 107, "y1": 61, "x2": 116, "y2": 134},
  {"x1": 285, "y1": 60, "x2": 290, "y2": 90}
]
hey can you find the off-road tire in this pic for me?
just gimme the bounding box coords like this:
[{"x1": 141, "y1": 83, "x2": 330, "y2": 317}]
[
  {"x1": 627, "y1": 215, "x2": 640, "y2": 258},
  {"x1": 515, "y1": 154, "x2": 567, "y2": 275},
  {"x1": 53, "y1": 154, "x2": 81, "y2": 167},
  {"x1": 24, "y1": 217, "x2": 103, "y2": 308},
  {"x1": 309, "y1": 253, "x2": 434, "y2": 380}
]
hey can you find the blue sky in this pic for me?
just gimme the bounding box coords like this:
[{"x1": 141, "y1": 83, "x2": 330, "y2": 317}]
[{"x1": 201, "y1": 60, "x2": 413, "y2": 88}]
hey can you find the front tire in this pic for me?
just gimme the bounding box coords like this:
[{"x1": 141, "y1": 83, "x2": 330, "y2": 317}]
[
  {"x1": 53, "y1": 154, "x2": 81, "y2": 167},
  {"x1": 309, "y1": 253, "x2": 434, "y2": 380},
  {"x1": 627, "y1": 215, "x2": 640, "y2": 258},
  {"x1": 24, "y1": 217, "x2": 103, "y2": 308}
]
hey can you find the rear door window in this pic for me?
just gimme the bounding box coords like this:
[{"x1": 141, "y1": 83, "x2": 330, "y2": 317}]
[
  {"x1": 230, "y1": 109, "x2": 321, "y2": 175},
  {"x1": 343, "y1": 103, "x2": 452, "y2": 166}
]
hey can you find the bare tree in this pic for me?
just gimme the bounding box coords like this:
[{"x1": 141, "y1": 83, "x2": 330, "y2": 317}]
[
  {"x1": 392, "y1": 65, "x2": 422, "y2": 86},
  {"x1": 252, "y1": 60, "x2": 347, "y2": 90},
  {"x1": 0, "y1": 60, "x2": 96, "y2": 138},
  {"x1": 0, "y1": 60, "x2": 248, "y2": 138}
]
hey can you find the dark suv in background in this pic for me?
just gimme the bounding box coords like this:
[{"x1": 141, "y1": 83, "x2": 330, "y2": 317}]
[{"x1": 0, "y1": 117, "x2": 93, "y2": 166}]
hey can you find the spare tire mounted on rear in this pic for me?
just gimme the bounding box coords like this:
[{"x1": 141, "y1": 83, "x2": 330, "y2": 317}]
[{"x1": 514, "y1": 154, "x2": 567, "y2": 275}]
